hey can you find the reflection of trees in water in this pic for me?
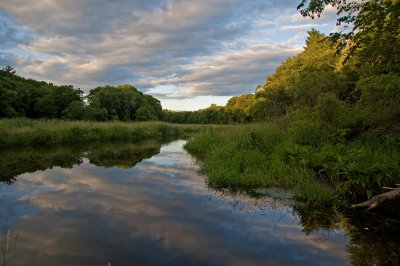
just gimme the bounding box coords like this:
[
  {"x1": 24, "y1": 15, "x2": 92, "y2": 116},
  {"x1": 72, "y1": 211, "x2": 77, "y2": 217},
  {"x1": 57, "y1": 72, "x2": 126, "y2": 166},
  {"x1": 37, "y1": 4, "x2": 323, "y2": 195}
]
[
  {"x1": 0, "y1": 148, "x2": 83, "y2": 184},
  {"x1": 0, "y1": 140, "x2": 166, "y2": 184},
  {"x1": 290, "y1": 202, "x2": 400, "y2": 265},
  {"x1": 211, "y1": 186, "x2": 400, "y2": 265},
  {"x1": 292, "y1": 203, "x2": 342, "y2": 234},
  {"x1": 87, "y1": 143, "x2": 160, "y2": 169},
  {"x1": 341, "y1": 212, "x2": 400, "y2": 265},
  {"x1": 292, "y1": 201, "x2": 400, "y2": 265}
]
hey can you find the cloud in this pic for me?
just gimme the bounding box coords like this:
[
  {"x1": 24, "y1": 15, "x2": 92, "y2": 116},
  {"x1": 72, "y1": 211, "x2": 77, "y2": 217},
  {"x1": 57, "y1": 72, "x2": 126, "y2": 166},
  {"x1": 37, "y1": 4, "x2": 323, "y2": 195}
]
[
  {"x1": 280, "y1": 23, "x2": 329, "y2": 31},
  {"x1": 290, "y1": 4, "x2": 338, "y2": 23},
  {"x1": 0, "y1": 0, "x2": 337, "y2": 109},
  {"x1": 0, "y1": 51, "x2": 15, "y2": 66},
  {"x1": 0, "y1": 11, "x2": 35, "y2": 48},
  {"x1": 0, "y1": 10, "x2": 36, "y2": 68},
  {"x1": 145, "y1": 41, "x2": 301, "y2": 98},
  {"x1": 3, "y1": 1, "x2": 265, "y2": 86}
]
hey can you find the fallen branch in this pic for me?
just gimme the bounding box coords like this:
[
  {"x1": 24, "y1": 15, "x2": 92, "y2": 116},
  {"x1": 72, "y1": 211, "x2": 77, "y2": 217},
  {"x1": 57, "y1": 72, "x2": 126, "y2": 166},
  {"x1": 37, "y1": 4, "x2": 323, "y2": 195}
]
[
  {"x1": 350, "y1": 187, "x2": 400, "y2": 211},
  {"x1": 383, "y1": 187, "x2": 398, "y2": 190}
]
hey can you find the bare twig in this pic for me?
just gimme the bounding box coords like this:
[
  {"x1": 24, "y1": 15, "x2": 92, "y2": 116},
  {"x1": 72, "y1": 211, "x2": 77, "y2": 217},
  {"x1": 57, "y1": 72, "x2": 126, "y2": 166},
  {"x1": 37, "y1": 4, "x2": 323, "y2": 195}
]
[{"x1": 383, "y1": 187, "x2": 398, "y2": 190}]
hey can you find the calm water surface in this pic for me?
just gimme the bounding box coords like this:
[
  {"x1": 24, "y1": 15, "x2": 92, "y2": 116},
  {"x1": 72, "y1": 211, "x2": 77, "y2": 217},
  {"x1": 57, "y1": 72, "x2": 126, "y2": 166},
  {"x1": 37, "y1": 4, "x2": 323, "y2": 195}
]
[{"x1": 0, "y1": 140, "x2": 399, "y2": 265}]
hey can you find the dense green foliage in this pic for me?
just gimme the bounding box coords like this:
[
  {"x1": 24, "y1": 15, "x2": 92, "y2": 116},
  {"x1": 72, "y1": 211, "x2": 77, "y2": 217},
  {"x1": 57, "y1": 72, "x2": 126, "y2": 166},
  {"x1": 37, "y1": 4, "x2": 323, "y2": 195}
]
[
  {"x1": 0, "y1": 118, "x2": 202, "y2": 148},
  {"x1": 298, "y1": 0, "x2": 400, "y2": 73},
  {"x1": 0, "y1": 68, "x2": 162, "y2": 122},
  {"x1": 0, "y1": 67, "x2": 82, "y2": 119},
  {"x1": 87, "y1": 85, "x2": 163, "y2": 121}
]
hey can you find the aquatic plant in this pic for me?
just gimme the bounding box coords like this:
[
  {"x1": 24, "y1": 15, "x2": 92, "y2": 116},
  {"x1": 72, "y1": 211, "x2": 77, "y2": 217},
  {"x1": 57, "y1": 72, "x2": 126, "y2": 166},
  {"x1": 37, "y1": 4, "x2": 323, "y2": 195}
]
[{"x1": 0, "y1": 230, "x2": 19, "y2": 266}]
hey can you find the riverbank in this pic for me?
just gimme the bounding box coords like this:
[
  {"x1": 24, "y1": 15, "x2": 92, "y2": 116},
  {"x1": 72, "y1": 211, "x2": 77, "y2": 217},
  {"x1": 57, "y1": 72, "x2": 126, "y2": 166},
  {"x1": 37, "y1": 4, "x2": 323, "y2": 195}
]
[
  {"x1": 2, "y1": 118, "x2": 399, "y2": 206},
  {"x1": 184, "y1": 123, "x2": 400, "y2": 205},
  {"x1": 0, "y1": 118, "x2": 203, "y2": 148}
]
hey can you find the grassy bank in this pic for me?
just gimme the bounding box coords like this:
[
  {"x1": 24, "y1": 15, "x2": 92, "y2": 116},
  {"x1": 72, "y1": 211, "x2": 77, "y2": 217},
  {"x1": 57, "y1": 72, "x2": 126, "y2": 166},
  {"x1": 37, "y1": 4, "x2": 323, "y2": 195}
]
[
  {"x1": 0, "y1": 118, "x2": 203, "y2": 148},
  {"x1": 184, "y1": 123, "x2": 400, "y2": 204},
  {"x1": 3, "y1": 118, "x2": 399, "y2": 204}
]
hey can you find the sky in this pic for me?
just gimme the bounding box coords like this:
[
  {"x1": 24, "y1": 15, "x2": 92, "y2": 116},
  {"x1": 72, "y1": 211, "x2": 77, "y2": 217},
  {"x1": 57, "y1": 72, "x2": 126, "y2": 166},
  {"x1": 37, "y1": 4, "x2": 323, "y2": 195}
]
[{"x1": 0, "y1": 0, "x2": 338, "y2": 111}]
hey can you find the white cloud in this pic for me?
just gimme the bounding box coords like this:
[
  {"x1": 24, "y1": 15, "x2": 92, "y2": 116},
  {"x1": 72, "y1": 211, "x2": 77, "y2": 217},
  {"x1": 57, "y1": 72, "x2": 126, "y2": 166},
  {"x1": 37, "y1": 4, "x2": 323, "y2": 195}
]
[
  {"x1": 291, "y1": 4, "x2": 337, "y2": 22},
  {"x1": 280, "y1": 23, "x2": 329, "y2": 31},
  {"x1": 142, "y1": 40, "x2": 301, "y2": 98}
]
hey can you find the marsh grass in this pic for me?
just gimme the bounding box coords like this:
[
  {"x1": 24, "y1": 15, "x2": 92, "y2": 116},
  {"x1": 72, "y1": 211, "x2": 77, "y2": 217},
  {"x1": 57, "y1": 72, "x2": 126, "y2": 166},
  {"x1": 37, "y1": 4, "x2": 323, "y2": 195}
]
[
  {"x1": 185, "y1": 123, "x2": 400, "y2": 203},
  {"x1": 293, "y1": 183, "x2": 332, "y2": 203},
  {"x1": 0, "y1": 118, "x2": 203, "y2": 148}
]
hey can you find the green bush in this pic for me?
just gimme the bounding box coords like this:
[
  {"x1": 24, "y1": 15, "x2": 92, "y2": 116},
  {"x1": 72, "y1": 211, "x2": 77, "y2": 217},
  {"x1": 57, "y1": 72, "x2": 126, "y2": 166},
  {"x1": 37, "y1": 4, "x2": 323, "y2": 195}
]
[
  {"x1": 356, "y1": 73, "x2": 400, "y2": 132},
  {"x1": 290, "y1": 120, "x2": 329, "y2": 147}
]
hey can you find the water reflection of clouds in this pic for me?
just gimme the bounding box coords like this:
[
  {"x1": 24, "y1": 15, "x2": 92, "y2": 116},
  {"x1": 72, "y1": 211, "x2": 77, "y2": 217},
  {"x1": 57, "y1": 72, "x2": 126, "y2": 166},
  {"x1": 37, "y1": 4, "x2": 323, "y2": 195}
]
[
  {"x1": 2, "y1": 140, "x2": 349, "y2": 265},
  {"x1": 144, "y1": 140, "x2": 197, "y2": 169},
  {"x1": 145, "y1": 153, "x2": 187, "y2": 167},
  {"x1": 285, "y1": 230, "x2": 348, "y2": 260},
  {"x1": 159, "y1": 140, "x2": 189, "y2": 153}
]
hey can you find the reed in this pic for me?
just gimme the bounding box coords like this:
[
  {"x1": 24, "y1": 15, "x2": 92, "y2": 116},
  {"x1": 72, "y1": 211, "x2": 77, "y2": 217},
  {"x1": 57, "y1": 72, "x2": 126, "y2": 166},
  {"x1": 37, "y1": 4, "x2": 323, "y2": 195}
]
[{"x1": 0, "y1": 230, "x2": 18, "y2": 266}]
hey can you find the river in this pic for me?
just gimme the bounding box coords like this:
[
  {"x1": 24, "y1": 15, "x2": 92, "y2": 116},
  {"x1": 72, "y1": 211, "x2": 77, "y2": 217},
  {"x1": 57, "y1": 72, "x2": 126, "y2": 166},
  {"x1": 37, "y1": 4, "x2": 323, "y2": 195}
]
[{"x1": 0, "y1": 140, "x2": 399, "y2": 265}]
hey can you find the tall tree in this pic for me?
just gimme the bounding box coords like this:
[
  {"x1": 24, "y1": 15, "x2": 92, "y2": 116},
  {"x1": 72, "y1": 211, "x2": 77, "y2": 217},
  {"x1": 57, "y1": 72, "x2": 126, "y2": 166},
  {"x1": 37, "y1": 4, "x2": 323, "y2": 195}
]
[
  {"x1": 298, "y1": 0, "x2": 400, "y2": 73},
  {"x1": 87, "y1": 84, "x2": 162, "y2": 121}
]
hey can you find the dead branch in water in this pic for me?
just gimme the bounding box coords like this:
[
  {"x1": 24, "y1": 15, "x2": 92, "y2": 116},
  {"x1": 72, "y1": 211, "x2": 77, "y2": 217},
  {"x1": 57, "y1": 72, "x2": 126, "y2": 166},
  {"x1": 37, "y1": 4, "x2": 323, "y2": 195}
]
[{"x1": 351, "y1": 187, "x2": 400, "y2": 211}]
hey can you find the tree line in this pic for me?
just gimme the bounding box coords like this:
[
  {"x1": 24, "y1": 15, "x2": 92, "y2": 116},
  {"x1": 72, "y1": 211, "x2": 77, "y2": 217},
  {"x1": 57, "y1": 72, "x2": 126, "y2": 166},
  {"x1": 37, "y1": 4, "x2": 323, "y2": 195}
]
[{"x1": 0, "y1": 67, "x2": 163, "y2": 121}]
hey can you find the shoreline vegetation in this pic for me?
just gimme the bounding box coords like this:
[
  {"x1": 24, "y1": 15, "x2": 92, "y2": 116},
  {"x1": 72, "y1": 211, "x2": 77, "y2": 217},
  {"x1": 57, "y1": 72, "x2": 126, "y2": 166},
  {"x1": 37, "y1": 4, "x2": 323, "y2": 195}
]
[
  {"x1": 184, "y1": 124, "x2": 399, "y2": 207},
  {"x1": 0, "y1": 118, "x2": 202, "y2": 148}
]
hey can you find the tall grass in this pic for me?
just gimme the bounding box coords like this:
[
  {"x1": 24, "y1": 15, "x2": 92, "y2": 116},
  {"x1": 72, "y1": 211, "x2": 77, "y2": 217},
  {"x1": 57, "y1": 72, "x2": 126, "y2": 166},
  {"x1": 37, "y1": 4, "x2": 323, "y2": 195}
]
[
  {"x1": 185, "y1": 123, "x2": 400, "y2": 203},
  {"x1": 0, "y1": 118, "x2": 203, "y2": 148}
]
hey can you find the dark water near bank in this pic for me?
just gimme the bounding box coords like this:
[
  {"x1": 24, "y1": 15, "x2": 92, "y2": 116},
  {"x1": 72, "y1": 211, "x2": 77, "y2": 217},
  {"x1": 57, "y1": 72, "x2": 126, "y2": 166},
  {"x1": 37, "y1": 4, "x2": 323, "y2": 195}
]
[{"x1": 0, "y1": 140, "x2": 399, "y2": 265}]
